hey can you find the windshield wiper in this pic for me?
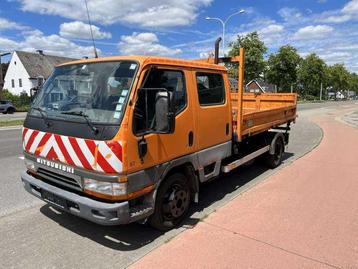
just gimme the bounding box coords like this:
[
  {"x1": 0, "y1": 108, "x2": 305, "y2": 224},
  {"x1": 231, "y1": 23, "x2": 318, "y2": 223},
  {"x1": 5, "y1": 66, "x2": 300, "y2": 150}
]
[
  {"x1": 61, "y1": 111, "x2": 99, "y2": 135},
  {"x1": 32, "y1": 107, "x2": 51, "y2": 128}
]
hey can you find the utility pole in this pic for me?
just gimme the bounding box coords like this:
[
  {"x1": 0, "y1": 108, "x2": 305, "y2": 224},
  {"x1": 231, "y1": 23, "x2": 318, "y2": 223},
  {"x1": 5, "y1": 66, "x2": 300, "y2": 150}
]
[
  {"x1": 320, "y1": 82, "x2": 323, "y2": 101},
  {"x1": 0, "y1": 52, "x2": 11, "y2": 100}
]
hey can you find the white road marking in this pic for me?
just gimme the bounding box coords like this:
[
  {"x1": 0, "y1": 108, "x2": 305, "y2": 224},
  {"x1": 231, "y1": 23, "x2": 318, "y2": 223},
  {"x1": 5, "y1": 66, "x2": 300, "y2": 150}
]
[{"x1": 18, "y1": 156, "x2": 24, "y2": 160}]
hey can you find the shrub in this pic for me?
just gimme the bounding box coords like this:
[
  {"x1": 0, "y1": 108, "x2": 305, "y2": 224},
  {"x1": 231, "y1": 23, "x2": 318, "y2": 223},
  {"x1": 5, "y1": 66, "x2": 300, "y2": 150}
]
[{"x1": 1, "y1": 89, "x2": 31, "y2": 112}]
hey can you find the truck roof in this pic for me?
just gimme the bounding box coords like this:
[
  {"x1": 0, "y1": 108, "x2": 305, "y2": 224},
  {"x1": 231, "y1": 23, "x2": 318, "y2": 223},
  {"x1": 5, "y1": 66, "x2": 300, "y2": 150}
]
[{"x1": 58, "y1": 55, "x2": 227, "y2": 72}]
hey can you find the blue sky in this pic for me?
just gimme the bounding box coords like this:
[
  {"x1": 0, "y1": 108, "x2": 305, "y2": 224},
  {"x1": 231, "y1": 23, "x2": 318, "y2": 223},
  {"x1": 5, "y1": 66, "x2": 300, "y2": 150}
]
[{"x1": 0, "y1": 0, "x2": 357, "y2": 72}]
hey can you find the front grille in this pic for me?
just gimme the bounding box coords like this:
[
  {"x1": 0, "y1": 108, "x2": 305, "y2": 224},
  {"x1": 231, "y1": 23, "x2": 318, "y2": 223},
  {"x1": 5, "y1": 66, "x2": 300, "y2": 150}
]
[{"x1": 37, "y1": 168, "x2": 82, "y2": 191}]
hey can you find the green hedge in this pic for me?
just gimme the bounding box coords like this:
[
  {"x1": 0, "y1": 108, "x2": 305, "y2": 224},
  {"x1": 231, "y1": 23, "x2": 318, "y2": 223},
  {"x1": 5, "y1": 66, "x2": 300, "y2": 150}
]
[{"x1": 1, "y1": 90, "x2": 31, "y2": 112}]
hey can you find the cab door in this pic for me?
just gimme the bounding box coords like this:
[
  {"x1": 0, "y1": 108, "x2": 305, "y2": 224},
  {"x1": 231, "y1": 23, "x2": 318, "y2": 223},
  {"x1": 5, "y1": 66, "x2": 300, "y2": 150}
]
[
  {"x1": 194, "y1": 71, "x2": 232, "y2": 150},
  {"x1": 126, "y1": 66, "x2": 196, "y2": 173}
]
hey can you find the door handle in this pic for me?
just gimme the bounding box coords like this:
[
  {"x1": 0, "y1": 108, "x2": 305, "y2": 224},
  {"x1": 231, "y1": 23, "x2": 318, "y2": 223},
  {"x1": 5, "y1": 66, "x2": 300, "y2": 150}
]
[{"x1": 188, "y1": 131, "x2": 194, "y2": 147}]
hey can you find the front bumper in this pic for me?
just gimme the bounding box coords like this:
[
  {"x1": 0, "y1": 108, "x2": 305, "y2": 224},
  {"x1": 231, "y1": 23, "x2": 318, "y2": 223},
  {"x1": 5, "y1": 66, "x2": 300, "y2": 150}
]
[{"x1": 21, "y1": 171, "x2": 153, "y2": 225}]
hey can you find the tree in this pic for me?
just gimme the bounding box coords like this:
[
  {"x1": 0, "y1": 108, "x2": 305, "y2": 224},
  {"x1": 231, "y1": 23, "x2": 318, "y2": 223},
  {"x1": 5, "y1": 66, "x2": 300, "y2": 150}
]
[
  {"x1": 297, "y1": 53, "x2": 326, "y2": 97},
  {"x1": 228, "y1": 32, "x2": 267, "y2": 83},
  {"x1": 326, "y1": 64, "x2": 350, "y2": 98},
  {"x1": 348, "y1": 72, "x2": 358, "y2": 95},
  {"x1": 265, "y1": 45, "x2": 301, "y2": 92}
]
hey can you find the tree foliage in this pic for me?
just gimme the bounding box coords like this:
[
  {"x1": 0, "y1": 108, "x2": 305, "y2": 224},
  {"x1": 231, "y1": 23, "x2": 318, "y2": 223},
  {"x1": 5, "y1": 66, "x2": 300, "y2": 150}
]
[
  {"x1": 266, "y1": 45, "x2": 301, "y2": 92},
  {"x1": 297, "y1": 53, "x2": 326, "y2": 97},
  {"x1": 326, "y1": 64, "x2": 350, "y2": 95},
  {"x1": 228, "y1": 32, "x2": 267, "y2": 83},
  {"x1": 223, "y1": 31, "x2": 358, "y2": 98}
]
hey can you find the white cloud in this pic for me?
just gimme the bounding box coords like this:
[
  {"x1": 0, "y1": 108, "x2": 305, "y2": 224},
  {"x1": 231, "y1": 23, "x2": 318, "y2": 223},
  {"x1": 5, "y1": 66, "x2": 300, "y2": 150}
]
[
  {"x1": 18, "y1": 0, "x2": 213, "y2": 28},
  {"x1": 317, "y1": 0, "x2": 358, "y2": 23},
  {"x1": 319, "y1": 51, "x2": 351, "y2": 64},
  {"x1": 0, "y1": 30, "x2": 98, "y2": 58},
  {"x1": 258, "y1": 24, "x2": 285, "y2": 46},
  {"x1": 259, "y1": 24, "x2": 284, "y2": 35},
  {"x1": 342, "y1": 0, "x2": 358, "y2": 15},
  {"x1": 293, "y1": 25, "x2": 333, "y2": 40},
  {"x1": 59, "y1": 21, "x2": 111, "y2": 39},
  {"x1": 278, "y1": 7, "x2": 302, "y2": 22},
  {"x1": 0, "y1": 37, "x2": 20, "y2": 50},
  {"x1": 0, "y1": 17, "x2": 26, "y2": 30},
  {"x1": 118, "y1": 32, "x2": 181, "y2": 56}
]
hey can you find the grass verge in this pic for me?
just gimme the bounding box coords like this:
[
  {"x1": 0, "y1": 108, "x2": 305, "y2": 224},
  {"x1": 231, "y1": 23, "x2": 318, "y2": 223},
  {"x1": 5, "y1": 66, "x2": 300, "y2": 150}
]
[{"x1": 0, "y1": 120, "x2": 24, "y2": 127}]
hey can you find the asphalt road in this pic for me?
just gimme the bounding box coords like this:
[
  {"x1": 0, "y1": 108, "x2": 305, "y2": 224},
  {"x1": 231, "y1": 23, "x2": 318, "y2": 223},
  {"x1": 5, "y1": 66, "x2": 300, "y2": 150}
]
[
  {"x1": 0, "y1": 101, "x2": 356, "y2": 268},
  {"x1": 0, "y1": 112, "x2": 27, "y2": 121}
]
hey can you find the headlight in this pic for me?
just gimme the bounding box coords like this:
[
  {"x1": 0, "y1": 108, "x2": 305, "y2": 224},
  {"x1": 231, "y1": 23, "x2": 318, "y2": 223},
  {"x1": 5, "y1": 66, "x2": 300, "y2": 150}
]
[
  {"x1": 83, "y1": 178, "x2": 127, "y2": 197},
  {"x1": 24, "y1": 159, "x2": 36, "y2": 172}
]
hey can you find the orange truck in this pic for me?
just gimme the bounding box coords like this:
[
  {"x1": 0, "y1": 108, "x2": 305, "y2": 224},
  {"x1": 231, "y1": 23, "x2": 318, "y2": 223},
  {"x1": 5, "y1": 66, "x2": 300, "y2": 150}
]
[{"x1": 21, "y1": 40, "x2": 297, "y2": 230}]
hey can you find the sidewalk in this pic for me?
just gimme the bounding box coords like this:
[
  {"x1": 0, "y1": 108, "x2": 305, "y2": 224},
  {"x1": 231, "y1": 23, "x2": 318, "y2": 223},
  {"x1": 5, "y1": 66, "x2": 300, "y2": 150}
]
[{"x1": 130, "y1": 110, "x2": 358, "y2": 268}]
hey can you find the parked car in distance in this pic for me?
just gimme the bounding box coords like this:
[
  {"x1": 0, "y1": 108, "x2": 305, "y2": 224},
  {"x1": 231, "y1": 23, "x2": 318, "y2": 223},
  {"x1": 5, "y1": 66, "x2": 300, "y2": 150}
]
[{"x1": 0, "y1": 100, "x2": 16, "y2": 114}]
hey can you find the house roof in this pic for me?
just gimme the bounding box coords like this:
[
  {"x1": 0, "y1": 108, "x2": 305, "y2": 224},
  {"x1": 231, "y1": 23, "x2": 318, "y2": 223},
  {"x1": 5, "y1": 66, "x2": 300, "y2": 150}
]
[
  {"x1": 246, "y1": 79, "x2": 265, "y2": 92},
  {"x1": 15, "y1": 51, "x2": 76, "y2": 79}
]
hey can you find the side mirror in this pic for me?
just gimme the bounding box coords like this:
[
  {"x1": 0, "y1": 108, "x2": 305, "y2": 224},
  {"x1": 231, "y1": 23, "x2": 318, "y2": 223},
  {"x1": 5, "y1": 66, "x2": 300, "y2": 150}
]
[{"x1": 155, "y1": 90, "x2": 175, "y2": 134}]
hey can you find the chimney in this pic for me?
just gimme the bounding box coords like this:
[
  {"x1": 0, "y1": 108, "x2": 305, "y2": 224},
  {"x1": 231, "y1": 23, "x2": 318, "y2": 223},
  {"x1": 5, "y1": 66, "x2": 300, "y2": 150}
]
[{"x1": 36, "y1": 50, "x2": 44, "y2": 56}]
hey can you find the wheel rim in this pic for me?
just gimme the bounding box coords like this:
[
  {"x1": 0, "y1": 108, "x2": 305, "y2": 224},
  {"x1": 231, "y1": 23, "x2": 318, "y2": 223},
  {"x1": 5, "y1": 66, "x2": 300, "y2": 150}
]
[{"x1": 162, "y1": 183, "x2": 190, "y2": 221}]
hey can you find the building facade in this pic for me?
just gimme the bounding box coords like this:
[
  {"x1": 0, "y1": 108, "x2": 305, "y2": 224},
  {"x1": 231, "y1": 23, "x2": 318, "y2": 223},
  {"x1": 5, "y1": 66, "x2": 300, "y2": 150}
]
[{"x1": 4, "y1": 51, "x2": 75, "y2": 96}]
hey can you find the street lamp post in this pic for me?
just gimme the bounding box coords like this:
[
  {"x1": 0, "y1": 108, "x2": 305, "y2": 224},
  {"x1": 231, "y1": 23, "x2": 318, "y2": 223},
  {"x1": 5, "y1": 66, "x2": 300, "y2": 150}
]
[
  {"x1": 0, "y1": 52, "x2": 11, "y2": 100},
  {"x1": 206, "y1": 9, "x2": 245, "y2": 56}
]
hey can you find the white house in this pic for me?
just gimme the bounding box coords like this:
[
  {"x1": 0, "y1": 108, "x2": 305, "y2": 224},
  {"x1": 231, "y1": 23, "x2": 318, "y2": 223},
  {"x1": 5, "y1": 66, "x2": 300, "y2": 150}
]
[{"x1": 3, "y1": 50, "x2": 75, "y2": 95}]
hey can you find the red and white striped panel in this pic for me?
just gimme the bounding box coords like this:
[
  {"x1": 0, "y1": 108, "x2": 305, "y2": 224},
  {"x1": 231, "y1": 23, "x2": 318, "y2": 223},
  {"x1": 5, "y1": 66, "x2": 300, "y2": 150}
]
[{"x1": 22, "y1": 127, "x2": 123, "y2": 173}]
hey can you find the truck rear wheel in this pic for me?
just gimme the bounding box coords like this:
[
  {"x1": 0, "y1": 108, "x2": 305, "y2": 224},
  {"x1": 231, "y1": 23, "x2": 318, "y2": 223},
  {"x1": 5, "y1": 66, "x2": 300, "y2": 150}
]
[
  {"x1": 265, "y1": 137, "x2": 284, "y2": 168},
  {"x1": 148, "y1": 173, "x2": 191, "y2": 231}
]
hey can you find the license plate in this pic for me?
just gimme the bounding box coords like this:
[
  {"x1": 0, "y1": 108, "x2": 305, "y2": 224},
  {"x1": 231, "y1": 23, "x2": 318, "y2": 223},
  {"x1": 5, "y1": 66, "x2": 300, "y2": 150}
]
[{"x1": 42, "y1": 190, "x2": 66, "y2": 209}]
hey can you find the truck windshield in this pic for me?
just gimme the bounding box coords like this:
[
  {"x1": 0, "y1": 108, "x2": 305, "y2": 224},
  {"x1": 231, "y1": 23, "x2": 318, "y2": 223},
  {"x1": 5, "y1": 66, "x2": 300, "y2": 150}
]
[{"x1": 30, "y1": 61, "x2": 138, "y2": 125}]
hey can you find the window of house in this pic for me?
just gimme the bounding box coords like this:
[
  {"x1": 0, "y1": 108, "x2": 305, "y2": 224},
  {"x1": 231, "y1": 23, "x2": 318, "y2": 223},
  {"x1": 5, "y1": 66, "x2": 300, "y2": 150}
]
[
  {"x1": 19, "y1": 79, "x2": 22, "y2": 87},
  {"x1": 133, "y1": 68, "x2": 187, "y2": 134},
  {"x1": 196, "y1": 72, "x2": 225, "y2": 105},
  {"x1": 11, "y1": 79, "x2": 15, "y2": 88}
]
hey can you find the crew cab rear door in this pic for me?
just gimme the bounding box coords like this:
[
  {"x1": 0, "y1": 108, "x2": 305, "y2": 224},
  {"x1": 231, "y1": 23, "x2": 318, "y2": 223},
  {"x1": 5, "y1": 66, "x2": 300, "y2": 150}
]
[{"x1": 194, "y1": 71, "x2": 231, "y2": 150}]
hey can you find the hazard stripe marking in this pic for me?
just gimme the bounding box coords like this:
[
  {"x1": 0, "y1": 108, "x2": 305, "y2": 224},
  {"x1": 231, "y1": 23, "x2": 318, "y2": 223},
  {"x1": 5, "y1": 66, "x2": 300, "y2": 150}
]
[{"x1": 22, "y1": 128, "x2": 123, "y2": 173}]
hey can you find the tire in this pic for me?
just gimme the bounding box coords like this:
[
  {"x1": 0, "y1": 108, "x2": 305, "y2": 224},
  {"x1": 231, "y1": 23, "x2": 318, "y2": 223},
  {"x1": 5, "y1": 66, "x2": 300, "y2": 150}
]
[
  {"x1": 265, "y1": 137, "x2": 284, "y2": 169},
  {"x1": 148, "y1": 173, "x2": 191, "y2": 231},
  {"x1": 7, "y1": 107, "x2": 15, "y2": 114}
]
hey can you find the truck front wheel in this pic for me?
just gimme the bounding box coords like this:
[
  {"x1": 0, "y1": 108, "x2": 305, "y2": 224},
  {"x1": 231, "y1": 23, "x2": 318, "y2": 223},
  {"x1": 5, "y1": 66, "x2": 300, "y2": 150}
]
[{"x1": 148, "y1": 173, "x2": 191, "y2": 231}]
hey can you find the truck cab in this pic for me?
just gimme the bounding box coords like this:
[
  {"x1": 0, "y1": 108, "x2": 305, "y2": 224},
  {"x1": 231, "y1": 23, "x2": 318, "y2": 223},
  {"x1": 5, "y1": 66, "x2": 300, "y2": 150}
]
[{"x1": 21, "y1": 51, "x2": 297, "y2": 230}]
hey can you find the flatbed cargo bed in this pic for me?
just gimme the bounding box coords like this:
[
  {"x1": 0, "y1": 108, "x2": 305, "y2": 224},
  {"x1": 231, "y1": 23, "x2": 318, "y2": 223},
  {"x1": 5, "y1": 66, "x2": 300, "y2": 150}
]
[{"x1": 231, "y1": 92, "x2": 297, "y2": 141}]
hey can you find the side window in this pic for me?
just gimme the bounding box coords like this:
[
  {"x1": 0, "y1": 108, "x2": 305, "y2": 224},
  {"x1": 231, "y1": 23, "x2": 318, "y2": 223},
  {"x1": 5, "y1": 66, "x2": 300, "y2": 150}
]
[
  {"x1": 19, "y1": 78, "x2": 22, "y2": 87},
  {"x1": 133, "y1": 68, "x2": 187, "y2": 134},
  {"x1": 196, "y1": 72, "x2": 225, "y2": 105},
  {"x1": 11, "y1": 79, "x2": 15, "y2": 88},
  {"x1": 143, "y1": 69, "x2": 186, "y2": 113}
]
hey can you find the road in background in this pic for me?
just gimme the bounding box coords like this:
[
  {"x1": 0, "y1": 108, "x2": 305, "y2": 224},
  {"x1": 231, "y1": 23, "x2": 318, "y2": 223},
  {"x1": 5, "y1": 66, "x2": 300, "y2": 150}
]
[
  {"x1": 0, "y1": 112, "x2": 27, "y2": 121},
  {"x1": 0, "y1": 101, "x2": 356, "y2": 268}
]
